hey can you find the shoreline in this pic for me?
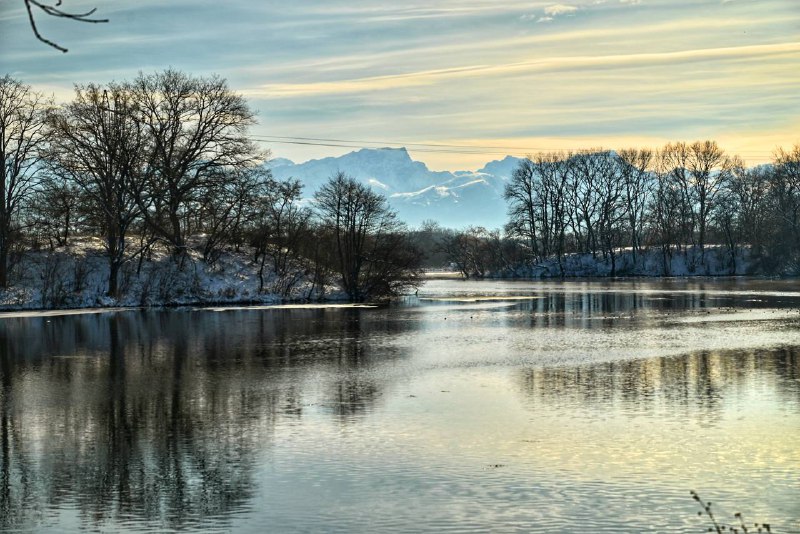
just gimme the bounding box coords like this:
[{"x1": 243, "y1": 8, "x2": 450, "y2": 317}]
[{"x1": 2, "y1": 274, "x2": 792, "y2": 316}]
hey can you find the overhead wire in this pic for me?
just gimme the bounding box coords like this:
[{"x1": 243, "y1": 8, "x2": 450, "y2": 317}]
[
  {"x1": 252, "y1": 135, "x2": 555, "y2": 153},
  {"x1": 253, "y1": 138, "x2": 519, "y2": 156},
  {"x1": 250, "y1": 134, "x2": 781, "y2": 158}
]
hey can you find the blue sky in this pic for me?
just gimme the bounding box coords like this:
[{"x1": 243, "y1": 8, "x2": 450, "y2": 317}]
[{"x1": 1, "y1": 0, "x2": 798, "y2": 169}]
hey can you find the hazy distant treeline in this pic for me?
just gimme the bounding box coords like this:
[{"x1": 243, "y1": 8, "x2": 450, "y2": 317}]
[
  {"x1": 441, "y1": 143, "x2": 800, "y2": 277},
  {"x1": 0, "y1": 71, "x2": 420, "y2": 301}
]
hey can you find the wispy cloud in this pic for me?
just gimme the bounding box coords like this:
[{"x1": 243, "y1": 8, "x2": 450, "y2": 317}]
[
  {"x1": 544, "y1": 4, "x2": 579, "y2": 16},
  {"x1": 243, "y1": 42, "x2": 800, "y2": 98},
  {"x1": 521, "y1": 3, "x2": 579, "y2": 23},
  {"x1": 1, "y1": 0, "x2": 797, "y2": 169}
]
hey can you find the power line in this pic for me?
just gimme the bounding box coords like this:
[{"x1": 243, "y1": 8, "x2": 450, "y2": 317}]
[
  {"x1": 253, "y1": 138, "x2": 518, "y2": 156},
  {"x1": 251, "y1": 134, "x2": 781, "y2": 157},
  {"x1": 252, "y1": 135, "x2": 555, "y2": 153}
]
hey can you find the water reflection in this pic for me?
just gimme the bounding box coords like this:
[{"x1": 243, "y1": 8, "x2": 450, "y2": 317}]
[
  {"x1": 0, "y1": 309, "x2": 411, "y2": 531},
  {"x1": 519, "y1": 346, "x2": 800, "y2": 422},
  {"x1": 416, "y1": 279, "x2": 800, "y2": 338},
  {"x1": 0, "y1": 280, "x2": 798, "y2": 532}
]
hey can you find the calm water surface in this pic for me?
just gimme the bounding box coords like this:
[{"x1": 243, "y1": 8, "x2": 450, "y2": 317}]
[{"x1": 1, "y1": 278, "x2": 799, "y2": 532}]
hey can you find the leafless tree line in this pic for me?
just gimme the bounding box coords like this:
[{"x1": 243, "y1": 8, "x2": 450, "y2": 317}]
[
  {"x1": 0, "y1": 72, "x2": 421, "y2": 302},
  {"x1": 501, "y1": 142, "x2": 800, "y2": 276},
  {"x1": 438, "y1": 143, "x2": 800, "y2": 278}
]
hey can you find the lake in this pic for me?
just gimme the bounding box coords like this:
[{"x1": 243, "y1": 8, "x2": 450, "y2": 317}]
[{"x1": 1, "y1": 278, "x2": 799, "y2": 532}]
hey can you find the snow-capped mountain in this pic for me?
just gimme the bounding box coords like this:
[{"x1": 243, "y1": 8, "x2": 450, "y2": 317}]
[{"x1": 268, "y1": 148, "x2": 521, "y2": 229}]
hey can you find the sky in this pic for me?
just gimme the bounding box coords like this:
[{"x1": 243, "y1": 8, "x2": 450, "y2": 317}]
[{"x1": 1, "y1": 0, "x2": 798, "y2": 170}]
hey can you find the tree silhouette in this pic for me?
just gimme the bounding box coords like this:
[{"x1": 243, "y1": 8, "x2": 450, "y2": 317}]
[{"x1": 314, "y1": 172, "x2": 422, "y2": 301}]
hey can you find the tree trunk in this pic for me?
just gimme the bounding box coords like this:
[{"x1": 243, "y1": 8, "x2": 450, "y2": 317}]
[
  {"x1": 0, "y1": 243, "x2": 7, "y2": 288},
  {"x1": 171, "y1": 213, "x2": 183, "y2": 250},
  {"x1": 258, "y1": 252, "x2": 267, "y2": 293},
  {"x1": 108, "y1": 260, "x2": 119, "y2": 299},
  {"x1": 610, "y1": 248, "x2": 617, "y2": 277}
]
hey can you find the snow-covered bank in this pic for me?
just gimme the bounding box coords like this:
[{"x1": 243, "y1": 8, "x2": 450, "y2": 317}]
[
  {"x1": 492, "y1": 245, "x2": 762, "y2": 278},
  {"x1": 0, "y1": 241, "x2": 780, "y2": 312},
  {"x1": 0, "y1": 238, "x2": 345, "y2": 311}
]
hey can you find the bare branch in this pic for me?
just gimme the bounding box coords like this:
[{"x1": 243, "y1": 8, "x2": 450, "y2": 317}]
[{"x1": 23, "y1": 0, "x2": 109, "y2": 53}]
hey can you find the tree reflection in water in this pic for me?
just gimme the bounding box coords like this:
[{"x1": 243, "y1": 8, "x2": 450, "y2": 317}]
[
  {"x1": 518, "y1": 346, "x2": 800, "y2": 421},
  {"x1": 0, "y1": 283, "x2": 797, "y2": 532},
  {"x1": 0, "y1": 308, "x2": 407, "y2": 530}
]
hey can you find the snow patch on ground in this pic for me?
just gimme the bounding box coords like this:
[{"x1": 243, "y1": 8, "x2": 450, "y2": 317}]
[{"x1": 0, "y1": 238, "x2": 345, "y2": 311}]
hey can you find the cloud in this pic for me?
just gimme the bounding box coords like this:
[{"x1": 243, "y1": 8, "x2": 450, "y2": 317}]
[
  {"x1": 522, "y1": 3, "x2": 577, "y2": 22},
  {"x1": 3, "y1": 0, "x2": 797, "y2": 172},
  {"x1": 544, "y1": 4, "x2": 579, "y2": 16},
  {"x1": 243, "y1": 42, "x2": 800, "y2": 98}
]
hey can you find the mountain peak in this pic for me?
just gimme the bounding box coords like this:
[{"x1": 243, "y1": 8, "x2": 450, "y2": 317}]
[
  {"x1": 477, "y1": 155, "x2": 523, "y2": 179},
  {"x1": 370, "y1": 146, "x2": 408, "y2": 153},
  {"x1": 339, "y1": 146, "x2": 430, "y2": 180},
  {"x1": 269, "y1": 148, "x2": 510, "y2": 229},
  {"x1": 267, "y1": 157, "x2": 294, "y2": 168},
  {"x1": 352, "y1": 146, "x2": 412, "y2": 160}
]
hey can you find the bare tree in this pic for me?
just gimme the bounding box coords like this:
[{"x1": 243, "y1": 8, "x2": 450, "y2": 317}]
[
  {"x1": 440, "y1": 226, "x2": 488, "y2": 279},
  {"x1": 712, "y1": 178, "x2": 741, "y2": 274},
  {"x1": 689, "y1": 141, "x2": 737, "y2": 259},
  {"x1": 617, "y1": 148, "x2": 654, "y2": 267},
  {"x1": 566, "y1": 150, "x2": 609, "y2": 256},
  {"x1": 314, "y1": 172, "x2": 421, "y2": 300},
  {"x1": 130, "y1": 70, "x2": 262, "y2": 259},
  {"x1": 504, "y1": 152, "x2": 570, "y2": 270},
  {"x1": 504, "y1": 157, "x2": 540, "y2": 261},
  {"x1": 46, "y1": 83, "x2": 147, "y2": 297},
  {"x1": 0, "y1": 75, "x2": 50, "y2": 288},
  {"x1": 22, "y1": 0, "x2": 108, "y2": 53},
  {"x1": 727, "y1": 165, "x2": 772, "y2": 256},
  {"x1": 250, "y1": 177, "x2": 313, "y2": 296},
  {"x1": 197, "y1": 167, "x2": 266, "y2": 265},
  {"x1": 650, "y1": 167, "x2": 684, "y2": 275},
  {"x1": 658, "y1": 142, "x2": 696, "y2": 251},
  {"x1": 539, "y1": 153, "x2": 571, "y2": 271},
  {"x1": 660, "y1": 141, "x2": 735, "y2": 262},
  {"x1": 769, "y1": 145, "x2": 800, "y2": 267},
  {"x1": 593, "y1": 151, "x2": 627, "y2": 274},
  {"x1": 29, "y1": 172, "x2": 86, "y2": 248}
]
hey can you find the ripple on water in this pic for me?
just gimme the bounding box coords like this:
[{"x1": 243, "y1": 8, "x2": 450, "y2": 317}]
[{"x1": 1, "y1": 279, "x2": 798, "y2": 532}]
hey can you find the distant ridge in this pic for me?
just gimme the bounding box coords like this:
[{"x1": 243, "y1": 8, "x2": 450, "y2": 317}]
[{"x1": 268, "y1": 148, "x2": 521, "y2": 229}]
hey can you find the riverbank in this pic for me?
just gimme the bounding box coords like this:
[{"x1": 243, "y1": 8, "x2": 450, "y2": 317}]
[
  {"x1": 0, "y1": 242, "x2": 781, "y2": 311},
  {"x1": 0, "y1": 238, "x2": 345, "y2": 311},
  {"x1": 490, "y1": 245, "x2": 764, "y2": 279}
]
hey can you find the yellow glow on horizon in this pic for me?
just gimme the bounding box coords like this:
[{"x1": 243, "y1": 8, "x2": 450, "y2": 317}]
[{"x1": 410, "y1": 129, "x2": 800, "y2": 171}]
